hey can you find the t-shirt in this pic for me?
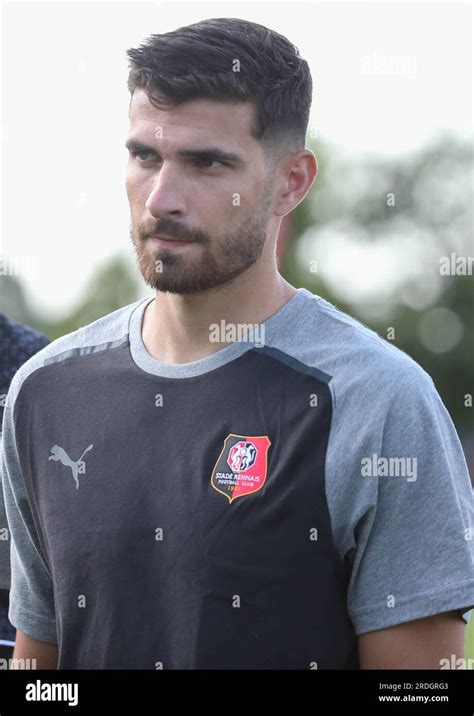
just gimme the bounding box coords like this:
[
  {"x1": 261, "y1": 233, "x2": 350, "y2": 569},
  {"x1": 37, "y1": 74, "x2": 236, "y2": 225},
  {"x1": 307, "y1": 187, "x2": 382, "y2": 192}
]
[
  {"x1": 1, "y1": 288, "x2": 473, "y2": 669},
  {"x1": 0, "y1": 314, "x2": 49, "y2": 642}
]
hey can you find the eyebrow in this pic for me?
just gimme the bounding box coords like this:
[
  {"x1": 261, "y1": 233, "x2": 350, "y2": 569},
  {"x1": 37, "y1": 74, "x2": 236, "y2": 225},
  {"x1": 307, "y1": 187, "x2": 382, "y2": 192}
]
[{"x1": 124, "y1": 139, "x2": 244, "y2": 164}]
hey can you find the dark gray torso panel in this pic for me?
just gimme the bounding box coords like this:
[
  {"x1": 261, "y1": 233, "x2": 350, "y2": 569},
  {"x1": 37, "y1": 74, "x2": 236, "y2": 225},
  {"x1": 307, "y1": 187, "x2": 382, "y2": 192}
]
[{"x1": 15, "y1": 341, "x2": 358, "y2": 669}]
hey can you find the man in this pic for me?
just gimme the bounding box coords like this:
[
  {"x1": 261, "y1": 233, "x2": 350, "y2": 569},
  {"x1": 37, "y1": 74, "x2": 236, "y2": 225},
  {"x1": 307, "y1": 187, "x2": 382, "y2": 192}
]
[
  {"x1": 0, "y1": 314, "x2": 49, "y2": 656},
  {"x1": 1, "y1": 17, "x2": 473, "y2": 670}
]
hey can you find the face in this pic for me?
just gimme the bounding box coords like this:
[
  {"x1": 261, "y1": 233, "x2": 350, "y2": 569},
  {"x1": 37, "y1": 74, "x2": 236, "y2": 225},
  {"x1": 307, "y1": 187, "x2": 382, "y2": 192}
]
[{"x1": 126, "y1": 89, "x2": 275, "y2": 294}]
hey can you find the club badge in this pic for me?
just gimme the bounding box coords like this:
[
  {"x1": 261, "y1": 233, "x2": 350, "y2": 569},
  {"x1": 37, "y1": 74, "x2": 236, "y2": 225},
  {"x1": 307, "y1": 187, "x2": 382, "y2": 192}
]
[{"x1": 211, "y1": 434, "x2": 271, "y2": 504}]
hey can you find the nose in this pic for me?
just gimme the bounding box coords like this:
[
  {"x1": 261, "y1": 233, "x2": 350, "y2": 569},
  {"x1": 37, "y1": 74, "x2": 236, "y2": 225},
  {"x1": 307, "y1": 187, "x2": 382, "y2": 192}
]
[{"x1": 145, "y1": 163, "x2": 187, "y2": 218}]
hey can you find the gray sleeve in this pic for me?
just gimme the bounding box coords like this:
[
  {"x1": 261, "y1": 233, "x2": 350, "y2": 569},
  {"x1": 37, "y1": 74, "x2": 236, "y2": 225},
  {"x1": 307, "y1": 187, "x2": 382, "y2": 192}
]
[
  {"x1": 347, "y1": 367, "x2": 474, "y2": 635},
  {"x1": 0, "y1": 436, "x2": 12, "y2": 590},
  {"x1": 1, "y1": 380, "x2": 58, "y2": 643}
]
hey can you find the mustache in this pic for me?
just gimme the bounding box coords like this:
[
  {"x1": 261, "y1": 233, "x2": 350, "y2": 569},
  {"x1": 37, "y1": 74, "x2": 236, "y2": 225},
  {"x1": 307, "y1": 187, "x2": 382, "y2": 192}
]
[{"x1": 136, "y1": 223, "x2": 207, "y2": 243}]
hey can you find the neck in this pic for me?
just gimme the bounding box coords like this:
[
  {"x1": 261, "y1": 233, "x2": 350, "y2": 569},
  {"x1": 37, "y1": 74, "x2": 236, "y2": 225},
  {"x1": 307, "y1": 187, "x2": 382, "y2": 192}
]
[{"x1": 141, "y1": 260, "x2": 296, "y2": 364}]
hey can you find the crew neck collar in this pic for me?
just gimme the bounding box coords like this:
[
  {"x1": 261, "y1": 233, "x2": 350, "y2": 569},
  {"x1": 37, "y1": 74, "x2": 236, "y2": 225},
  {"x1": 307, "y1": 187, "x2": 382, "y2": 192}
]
[{"x1": 129, "y1": 287, "x2": 313, "y2": 379}]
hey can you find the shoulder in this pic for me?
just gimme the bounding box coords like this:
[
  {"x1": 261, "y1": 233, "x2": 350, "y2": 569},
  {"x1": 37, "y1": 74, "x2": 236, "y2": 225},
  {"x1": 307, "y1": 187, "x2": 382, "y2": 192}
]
[
  {"x1": 278, "y1": 289, "x2": 435, "y2": 405},
  {"x1": 5, "y1": 298, "x2": 150, "y2": 409},
  {"x1": 0, "y1": 314, "x2": 49, "y2": 390}
]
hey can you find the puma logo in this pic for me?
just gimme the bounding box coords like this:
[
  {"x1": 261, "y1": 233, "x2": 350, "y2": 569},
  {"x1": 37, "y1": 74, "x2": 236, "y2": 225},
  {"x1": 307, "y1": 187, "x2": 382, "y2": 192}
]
[{"x1": 48, "y1": 444, "x2": 94, "y2": 490}]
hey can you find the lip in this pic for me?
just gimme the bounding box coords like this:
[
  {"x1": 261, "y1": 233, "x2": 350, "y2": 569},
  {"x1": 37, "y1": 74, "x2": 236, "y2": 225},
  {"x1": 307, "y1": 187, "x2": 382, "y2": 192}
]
[{"x1": 147, "y1": 234, "x2": 194, "y2": 247}]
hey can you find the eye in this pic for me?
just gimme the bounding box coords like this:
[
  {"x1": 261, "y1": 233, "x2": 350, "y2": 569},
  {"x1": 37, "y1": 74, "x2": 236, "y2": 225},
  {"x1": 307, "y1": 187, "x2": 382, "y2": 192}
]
[
  {"x1": 195, "y1": 156, "x2": 225, "y2": 169},
  {"x1": 132, "y1": 150, "x2": 156, "y2": 162}
]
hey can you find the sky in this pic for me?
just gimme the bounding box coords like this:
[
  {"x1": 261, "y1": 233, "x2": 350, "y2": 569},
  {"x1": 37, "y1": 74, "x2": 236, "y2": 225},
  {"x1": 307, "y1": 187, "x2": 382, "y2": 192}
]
[{"x1": 0, "y1": 0, "x2": 472, "y2": 319}]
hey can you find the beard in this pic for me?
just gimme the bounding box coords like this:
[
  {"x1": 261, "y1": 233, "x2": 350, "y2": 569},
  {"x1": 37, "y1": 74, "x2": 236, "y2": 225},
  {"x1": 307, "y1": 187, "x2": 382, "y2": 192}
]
[{"x1": 130, "y1": 184, "x2": 273, "y2": 295}]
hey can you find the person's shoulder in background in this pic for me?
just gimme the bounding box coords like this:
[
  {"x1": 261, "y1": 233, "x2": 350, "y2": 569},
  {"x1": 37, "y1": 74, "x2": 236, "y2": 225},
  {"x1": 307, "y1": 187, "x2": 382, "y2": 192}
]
[
  {"x1": 0, "y1": 314, "x2": 50, "y2": 645},
  {"x1": 0, "y1": 314, "x2": 50, "y2": 424}
]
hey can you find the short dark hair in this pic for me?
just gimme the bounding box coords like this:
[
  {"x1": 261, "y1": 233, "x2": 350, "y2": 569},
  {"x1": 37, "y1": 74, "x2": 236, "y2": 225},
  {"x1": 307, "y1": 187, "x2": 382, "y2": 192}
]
[{"x1": 126, "y1": 17, "x2": 312, "y2": 167}]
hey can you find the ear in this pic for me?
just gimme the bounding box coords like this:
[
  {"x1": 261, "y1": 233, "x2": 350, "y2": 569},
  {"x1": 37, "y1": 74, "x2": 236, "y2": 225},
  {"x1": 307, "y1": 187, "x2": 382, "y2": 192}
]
[{"x1": 273, "y1": 149, "x2": 318, "y2": 217}]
